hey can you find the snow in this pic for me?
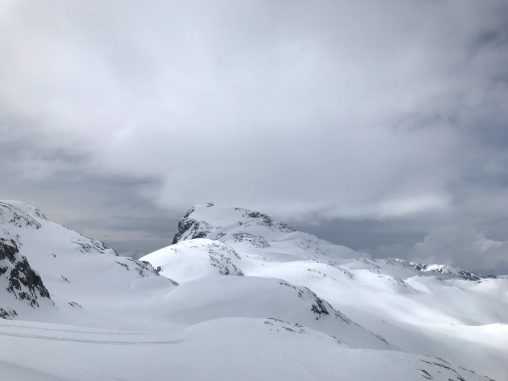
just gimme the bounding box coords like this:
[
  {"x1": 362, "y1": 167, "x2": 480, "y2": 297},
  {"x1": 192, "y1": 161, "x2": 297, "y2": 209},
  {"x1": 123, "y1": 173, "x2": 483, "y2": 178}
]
[
  {"x1": 141, "y1": 238, "x2": 243, "y2": 283},
  {"x1": 0, "y1": 318, "x2": 495, "y2": 381},
  {"x1": 1, "y1": 201, "x2": 507, "y2": 380}
]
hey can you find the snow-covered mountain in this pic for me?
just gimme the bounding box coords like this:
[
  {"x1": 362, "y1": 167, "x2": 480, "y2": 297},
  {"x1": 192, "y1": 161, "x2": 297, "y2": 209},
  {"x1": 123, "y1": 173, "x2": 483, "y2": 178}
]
[
  {"x1": 0, "y1": 201, "x2": 171, "y2": 323},
  {"x1": 1, "y1": 201, "x2": 507, "y2": 381}
]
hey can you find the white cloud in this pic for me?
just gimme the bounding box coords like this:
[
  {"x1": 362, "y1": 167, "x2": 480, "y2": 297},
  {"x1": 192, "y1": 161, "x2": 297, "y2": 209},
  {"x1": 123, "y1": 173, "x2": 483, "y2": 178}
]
[{"x1": 411, "y1": 225, "x2": 508, "y2": 274}]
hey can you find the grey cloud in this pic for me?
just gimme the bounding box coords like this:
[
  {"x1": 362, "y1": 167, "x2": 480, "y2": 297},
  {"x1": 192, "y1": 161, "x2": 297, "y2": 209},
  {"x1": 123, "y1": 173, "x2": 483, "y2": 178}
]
[
  {"x1": 293, "y1": 218, "x2": 427, "y2": 252},
  {"x1": 410, "y1": 225, "x2": 508, "y2": 275},
  {"x1": 1, "y1": 0, "x2": 508, "y2": 272}
]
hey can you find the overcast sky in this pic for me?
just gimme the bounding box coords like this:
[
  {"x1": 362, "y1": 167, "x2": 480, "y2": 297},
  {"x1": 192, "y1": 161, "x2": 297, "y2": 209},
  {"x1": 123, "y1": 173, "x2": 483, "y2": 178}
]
[{"x1": 1, "y1": 0, "x2": 508, "y2": 273}]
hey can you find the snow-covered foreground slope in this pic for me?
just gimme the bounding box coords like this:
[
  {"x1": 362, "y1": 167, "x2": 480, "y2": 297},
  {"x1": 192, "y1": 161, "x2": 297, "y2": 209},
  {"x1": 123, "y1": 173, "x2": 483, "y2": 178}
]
[
  {"x1": 0, "y1": 318, "x2": 495, "y2": 381},
  {"x1": 1, "y1": 201, "x2": 507, "y2": 380}
]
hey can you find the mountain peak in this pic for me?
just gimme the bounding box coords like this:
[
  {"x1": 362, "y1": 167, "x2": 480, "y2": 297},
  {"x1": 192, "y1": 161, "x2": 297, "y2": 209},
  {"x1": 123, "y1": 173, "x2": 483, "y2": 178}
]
[{"x1": 172, "y1": 203, "x2": 295, "y2": 245}]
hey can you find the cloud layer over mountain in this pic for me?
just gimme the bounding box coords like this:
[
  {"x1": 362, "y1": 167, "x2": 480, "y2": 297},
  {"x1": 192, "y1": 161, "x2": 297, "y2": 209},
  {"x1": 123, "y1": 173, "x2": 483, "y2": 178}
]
[{"x1": 1, "y1": 0, "x2": 508, "y2": 272}]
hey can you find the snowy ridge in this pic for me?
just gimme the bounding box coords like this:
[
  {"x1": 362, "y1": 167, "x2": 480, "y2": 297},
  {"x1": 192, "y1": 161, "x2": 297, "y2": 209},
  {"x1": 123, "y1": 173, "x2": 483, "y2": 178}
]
[
  {"x1": 0, "y1": 201, "x2": 506, "y2": 380},
  {"x1": 141, "y1": 238, "x2": 243, "y2": 283},
  {"x1": 0, "y1": 201, "x2": 167, "y2": 322},
  {"x1": 0, "y1": 201, "x2": 47, "y2": 228}
]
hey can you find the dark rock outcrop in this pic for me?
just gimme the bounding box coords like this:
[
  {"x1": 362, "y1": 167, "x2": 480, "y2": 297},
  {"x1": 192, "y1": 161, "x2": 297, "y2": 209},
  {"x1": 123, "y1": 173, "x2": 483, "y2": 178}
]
[{"x1": 0, "y1": 238, "x2": 51, "y2": 316}]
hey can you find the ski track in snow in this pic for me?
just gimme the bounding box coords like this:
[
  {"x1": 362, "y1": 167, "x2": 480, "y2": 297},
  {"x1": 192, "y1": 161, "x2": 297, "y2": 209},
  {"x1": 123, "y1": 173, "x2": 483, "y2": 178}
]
[
  {"x1": 0, "y1": 329, "x2": 183, "y2": 345},
  {"x1": 0, "y1": 322, "x2": 145, "y2": 335}
]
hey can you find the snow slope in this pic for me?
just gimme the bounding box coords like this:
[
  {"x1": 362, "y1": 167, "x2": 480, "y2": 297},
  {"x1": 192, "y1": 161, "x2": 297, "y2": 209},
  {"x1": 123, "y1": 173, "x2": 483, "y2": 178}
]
[
  {"x1": 1, "y1": 201, "x2": 506, "y2": 380},
  {"x1": 0, "y1": 200, "x2": 174, "y2": 324},
  {"x1": 0, "y1": 318, "x2": 495, "y2": 381},
  {"x1": 141, "y1": 238, "x2": 244, "y2": 283},
  {"x1": 142, "y1": 203, "x2": 508, "y2": 380}
]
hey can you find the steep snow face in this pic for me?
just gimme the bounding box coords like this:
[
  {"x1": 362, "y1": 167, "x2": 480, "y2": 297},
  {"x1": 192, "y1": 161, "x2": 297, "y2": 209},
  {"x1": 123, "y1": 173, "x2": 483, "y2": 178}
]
[{"x1": 0, "y1": 201, "x2": 171, "y2": 322}]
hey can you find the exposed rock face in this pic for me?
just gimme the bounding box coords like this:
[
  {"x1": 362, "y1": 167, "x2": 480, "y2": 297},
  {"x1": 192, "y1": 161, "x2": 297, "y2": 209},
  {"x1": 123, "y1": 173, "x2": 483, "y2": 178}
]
[
  {"x1": 0, "y1": 238, "x2": 51, "y2": 316},
  {"x1": 172, "y1": 207, "x2": 211, "y2": 244}
]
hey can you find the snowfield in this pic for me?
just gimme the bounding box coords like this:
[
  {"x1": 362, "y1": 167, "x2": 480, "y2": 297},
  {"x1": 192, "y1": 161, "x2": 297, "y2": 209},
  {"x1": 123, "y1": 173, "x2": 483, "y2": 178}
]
[{"x1": 1, "y1": 201, "x2": 507, "y2": 380}]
